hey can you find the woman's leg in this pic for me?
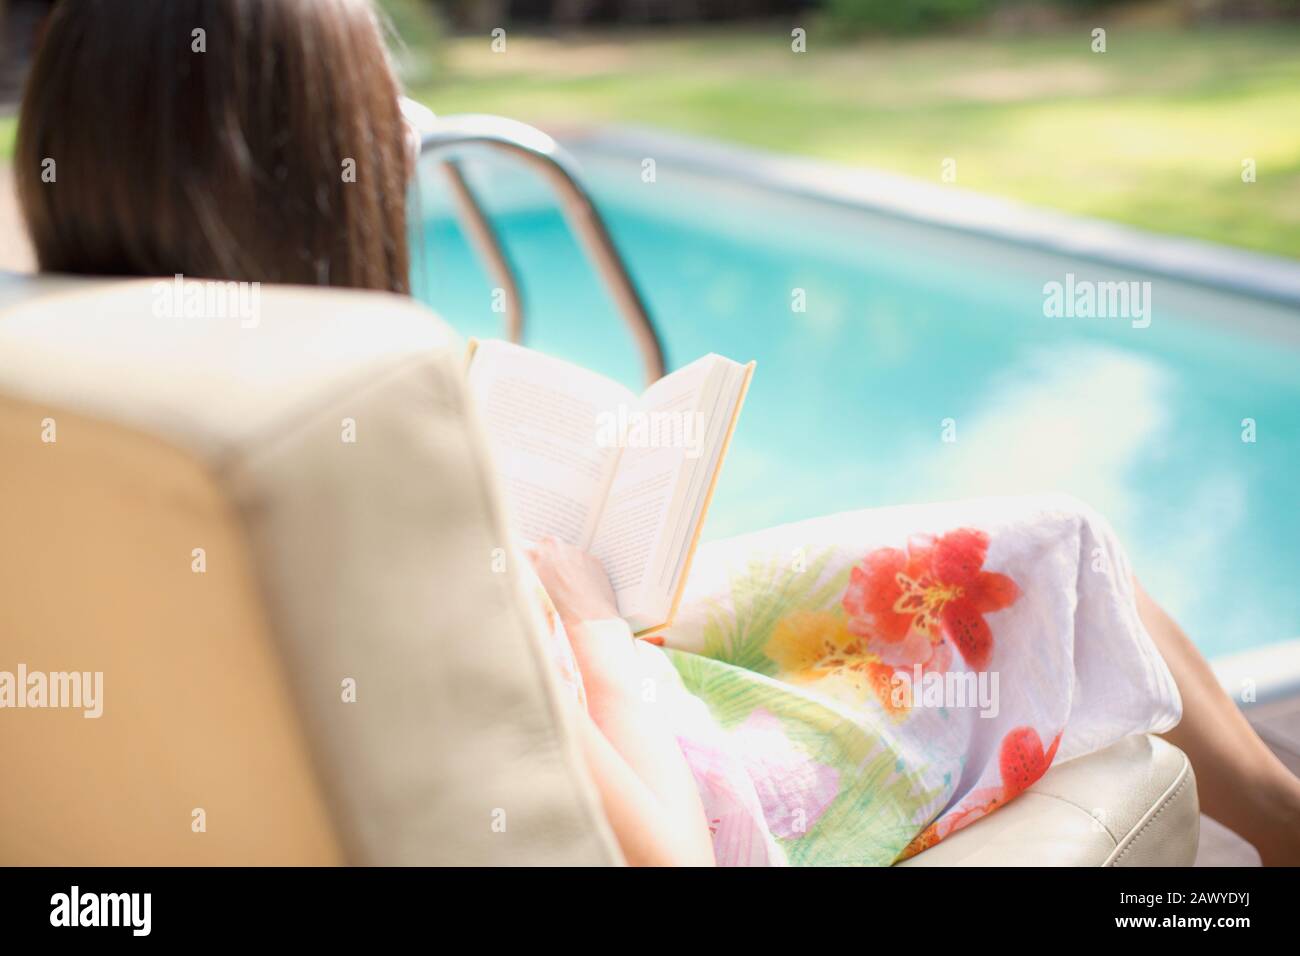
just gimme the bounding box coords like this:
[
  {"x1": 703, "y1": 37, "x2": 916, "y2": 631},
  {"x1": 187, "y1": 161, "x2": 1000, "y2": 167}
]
[{"x1": 1135, "y1": 580, "x2": 1300, "y2": 866}]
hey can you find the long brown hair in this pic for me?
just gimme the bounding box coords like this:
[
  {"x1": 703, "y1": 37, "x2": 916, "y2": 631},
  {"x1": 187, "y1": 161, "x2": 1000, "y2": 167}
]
[{"x1": 16, "y1": 0, "x2": 411, "y2": 293}]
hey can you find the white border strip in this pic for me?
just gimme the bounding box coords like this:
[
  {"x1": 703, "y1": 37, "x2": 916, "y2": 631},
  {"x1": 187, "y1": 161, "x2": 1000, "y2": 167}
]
[{"x1": 568, "y1": 125, "x2": 1300, "y2": 308}]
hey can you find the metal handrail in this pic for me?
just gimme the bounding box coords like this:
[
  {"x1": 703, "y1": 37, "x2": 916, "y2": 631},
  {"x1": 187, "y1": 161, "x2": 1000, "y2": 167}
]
[{"x1": 417, "y1": 114, "x2": 667, "y2": 385}]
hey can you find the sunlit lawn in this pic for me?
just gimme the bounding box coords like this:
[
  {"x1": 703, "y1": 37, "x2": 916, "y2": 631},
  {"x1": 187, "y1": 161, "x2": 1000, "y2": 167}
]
[
  {"x1": 411, "y1": 24, "x2": 1300, "y2": 259},
  {"x1": 0, "y1": 117, "x2": 14, "y2": 162}
]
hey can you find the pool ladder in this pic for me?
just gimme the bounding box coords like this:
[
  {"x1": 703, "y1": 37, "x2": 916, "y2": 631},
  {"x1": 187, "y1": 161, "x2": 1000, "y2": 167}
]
[{"x1": 415, "y1": 110, "x2": 667, "y2": 385}]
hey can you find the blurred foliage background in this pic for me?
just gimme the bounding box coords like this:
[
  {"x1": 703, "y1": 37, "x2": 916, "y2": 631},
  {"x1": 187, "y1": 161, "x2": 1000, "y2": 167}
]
[
  {"x1": 376, "y1": 0, "x2": 1300, "y2": 258},
  {"x1": 393, "y1": 0, "x2": 1299, "y2": 32}
]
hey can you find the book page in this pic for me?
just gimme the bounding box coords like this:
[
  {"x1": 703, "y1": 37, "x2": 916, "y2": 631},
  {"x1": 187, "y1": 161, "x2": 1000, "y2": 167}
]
[
  {"x1": 589, "y1": 356, "x2": 716, "y2": 612},
  {"x1": 468, "y1": 340, "x2": 633, "y2": 547},
  {"x1": 654, "y1": 361, "x2": 746, "y2": 598}
]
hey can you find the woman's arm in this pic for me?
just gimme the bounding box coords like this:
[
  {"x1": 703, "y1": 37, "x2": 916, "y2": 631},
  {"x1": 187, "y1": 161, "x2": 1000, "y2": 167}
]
[
  {"x1": 527, "y1": 539, "x2": 715, "y2": 867},
  {"x1": 572, "y1": 684, "x2": 715, "y2": 867}
]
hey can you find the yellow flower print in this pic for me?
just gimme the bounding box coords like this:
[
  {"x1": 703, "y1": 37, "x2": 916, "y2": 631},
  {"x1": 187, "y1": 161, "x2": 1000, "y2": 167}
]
[
  {"x1": 765, "y1": 611, "x2": 856, "y2": 680},
  {"x1": 764, "y1": 610, "x2": 909, "y2": 717}
]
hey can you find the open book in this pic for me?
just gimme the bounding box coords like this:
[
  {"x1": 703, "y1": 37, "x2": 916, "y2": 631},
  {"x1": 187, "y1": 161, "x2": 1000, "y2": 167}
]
[{"x1": 467, "y1": 339, "x2": 754, "y2": 634}]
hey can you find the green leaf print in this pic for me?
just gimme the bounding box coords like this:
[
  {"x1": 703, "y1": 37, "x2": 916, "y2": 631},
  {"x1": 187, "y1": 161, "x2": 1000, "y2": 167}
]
[{"x1": 698, "y1": 547, "x2": 853, "y2": 674}]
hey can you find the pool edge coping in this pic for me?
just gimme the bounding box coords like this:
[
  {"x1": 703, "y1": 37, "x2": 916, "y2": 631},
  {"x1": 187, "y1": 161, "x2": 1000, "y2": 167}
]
[
  {"x1": 564, "y1": 124, "x2": 1300, "y2": 310},
  {"x1": 1212, "y1": 638, "x2": 1300, "y2": 710}
]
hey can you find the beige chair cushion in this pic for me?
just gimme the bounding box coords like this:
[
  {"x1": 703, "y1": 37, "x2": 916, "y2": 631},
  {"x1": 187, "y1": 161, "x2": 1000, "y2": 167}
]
[
  {"x1": 899, "y1": 734, "x2": 1198, "y2": 866},
  {"x1": 0, "y1": 396, "x2": 341, "y2": 864},
  {"x1": 0, "y1": 274, "x2": 621, "y2": 865}
]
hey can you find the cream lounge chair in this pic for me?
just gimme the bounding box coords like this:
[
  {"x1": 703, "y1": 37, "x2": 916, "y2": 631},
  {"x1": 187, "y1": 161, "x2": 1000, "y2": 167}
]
[{"x1": 0, "y1": 273, "x2": 1198, "y2": 865}]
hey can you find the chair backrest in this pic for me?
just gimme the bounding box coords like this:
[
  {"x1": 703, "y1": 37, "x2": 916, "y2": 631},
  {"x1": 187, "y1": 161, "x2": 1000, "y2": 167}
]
[{"x1": 0, "y1": 272, "x2": 620, "y2": 865}]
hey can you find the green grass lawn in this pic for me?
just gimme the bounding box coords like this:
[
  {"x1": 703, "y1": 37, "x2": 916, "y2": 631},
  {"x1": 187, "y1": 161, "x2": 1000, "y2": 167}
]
[{"x1": 411, "y1": 24, "x2": 1300, "y2": 259}]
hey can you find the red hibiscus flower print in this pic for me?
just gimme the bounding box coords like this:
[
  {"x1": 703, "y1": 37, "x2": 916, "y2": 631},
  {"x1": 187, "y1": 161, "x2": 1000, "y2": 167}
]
[
  {"x1": 896, "y1": 725, "x2": 1062, "y2": 860},
  {"x1": 999, "y1": 725, "x2": 1062, "y2": 800},
  {"x1": 841, "y1": 527, "x2": 1019, "y2": 671}
]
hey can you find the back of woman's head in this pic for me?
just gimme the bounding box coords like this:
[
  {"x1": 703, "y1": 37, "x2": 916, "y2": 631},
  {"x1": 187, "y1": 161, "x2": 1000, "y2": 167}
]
[{"x1": 16, "y1": 0, "x2": 410, "y2": 293}]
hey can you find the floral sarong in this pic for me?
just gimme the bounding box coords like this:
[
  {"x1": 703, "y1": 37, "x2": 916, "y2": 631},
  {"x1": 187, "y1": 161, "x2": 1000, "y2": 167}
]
[
  {"x1": 530, "y1": 493, "x2": 1180, "y2": 865},
  {"x1": 644, "y1": 494, "x2": 1181, "y2": 865}
]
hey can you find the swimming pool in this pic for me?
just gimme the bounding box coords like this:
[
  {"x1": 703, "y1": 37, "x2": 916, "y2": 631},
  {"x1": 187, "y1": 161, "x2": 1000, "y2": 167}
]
[{"x1": 411, "y1": 136, "x2": 1300, "y2": 666}]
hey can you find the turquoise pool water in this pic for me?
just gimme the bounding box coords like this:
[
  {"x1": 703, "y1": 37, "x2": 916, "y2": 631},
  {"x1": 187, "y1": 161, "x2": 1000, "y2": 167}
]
[{"x1": 411, "y1": 150, "x2": 1300, "y2": 661}]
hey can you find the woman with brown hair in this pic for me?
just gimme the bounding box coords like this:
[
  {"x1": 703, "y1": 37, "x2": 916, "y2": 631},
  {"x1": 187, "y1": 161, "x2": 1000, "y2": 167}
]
[
  {"x1": 13, "y1": 0, "x2": 1300, "y2": 867},
  {"x1": 16, "y1": 0, "x2": 410, "y2": 292}
]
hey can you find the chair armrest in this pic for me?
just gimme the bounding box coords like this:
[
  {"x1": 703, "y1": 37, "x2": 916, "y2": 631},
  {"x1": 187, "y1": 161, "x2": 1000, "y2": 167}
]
[{"x1": 897, "y1": 735, "x2": 1198, "y2": 866}]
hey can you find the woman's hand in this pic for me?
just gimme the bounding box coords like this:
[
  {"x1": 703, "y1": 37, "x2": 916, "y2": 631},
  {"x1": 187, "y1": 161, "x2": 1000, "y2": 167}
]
[
  {"x1": 524, "y1": 537, "x2": 620, "y2": 634},
  {"x1": 526, "y1": 538, "x2": 642, "y2": 701}
]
